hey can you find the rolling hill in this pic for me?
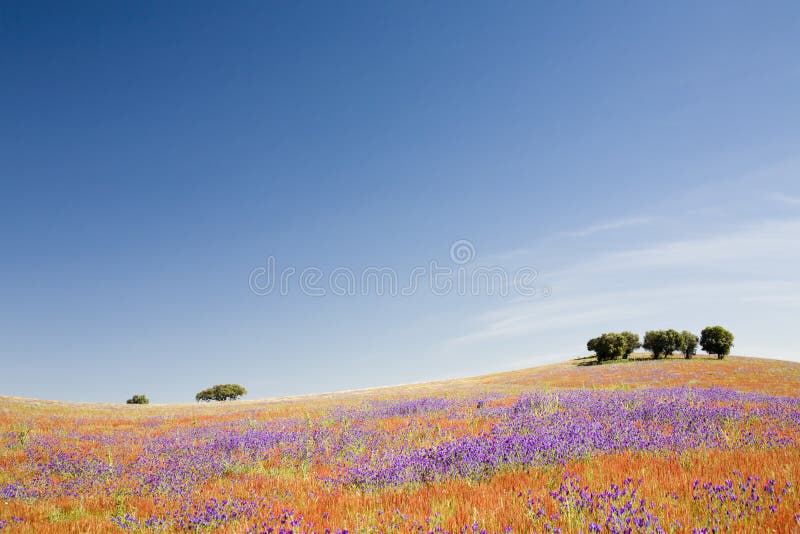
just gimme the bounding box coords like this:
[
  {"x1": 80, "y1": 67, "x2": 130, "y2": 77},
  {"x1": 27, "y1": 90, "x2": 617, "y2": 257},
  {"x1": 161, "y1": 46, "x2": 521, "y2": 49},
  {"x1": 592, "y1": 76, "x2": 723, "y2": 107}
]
[{"x1": 2, "y1": 355, "x2": 799, "y2": 533}]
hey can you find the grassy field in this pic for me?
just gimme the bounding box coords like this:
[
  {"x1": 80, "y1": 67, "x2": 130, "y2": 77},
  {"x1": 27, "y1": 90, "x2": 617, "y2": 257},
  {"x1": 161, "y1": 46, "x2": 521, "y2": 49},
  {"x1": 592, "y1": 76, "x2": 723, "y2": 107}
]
[{"x1": 2, "y1": 355, "x2": 800, "y2": 533}]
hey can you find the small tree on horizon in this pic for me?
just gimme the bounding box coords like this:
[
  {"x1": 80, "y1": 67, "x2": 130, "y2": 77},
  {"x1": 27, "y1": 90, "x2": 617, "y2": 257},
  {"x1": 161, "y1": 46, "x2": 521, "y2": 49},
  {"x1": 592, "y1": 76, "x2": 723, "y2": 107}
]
[
  {"x1": 681, "y1": 330, "x2": 699, "y2": 359},
  {"x1": 126, "y1": 394, "x2": 149, "y2": 405},
  {"x1": 195, "y1": 384, "x2": 248, "y2": 402},
  {"x1": 700, "y1": 326, "x2": 734, "y2": 359}
]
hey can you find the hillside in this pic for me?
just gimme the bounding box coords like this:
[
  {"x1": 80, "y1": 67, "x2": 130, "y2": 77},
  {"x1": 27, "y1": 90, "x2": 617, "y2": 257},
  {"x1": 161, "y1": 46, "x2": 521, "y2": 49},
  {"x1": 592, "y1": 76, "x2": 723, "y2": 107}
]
[
  {"x1": 3, "y1": 354, "x2": 799, "y2": 414},
  {"x1": 1, "y1": 355, "x2": 800, "y2": 533}
]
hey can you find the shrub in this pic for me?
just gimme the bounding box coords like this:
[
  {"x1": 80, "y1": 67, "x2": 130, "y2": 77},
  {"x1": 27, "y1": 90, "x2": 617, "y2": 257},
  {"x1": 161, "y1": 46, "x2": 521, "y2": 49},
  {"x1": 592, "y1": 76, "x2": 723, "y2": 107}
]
[
  {"x1": 126, "y1": 394, "x2": 149, "y2": 405},
  {"x1": 700, "y1": 326, "x2": 734, "y2": 359},
  {"x1": 195, "y1": 384, "x2": 248, "y2": 402}
]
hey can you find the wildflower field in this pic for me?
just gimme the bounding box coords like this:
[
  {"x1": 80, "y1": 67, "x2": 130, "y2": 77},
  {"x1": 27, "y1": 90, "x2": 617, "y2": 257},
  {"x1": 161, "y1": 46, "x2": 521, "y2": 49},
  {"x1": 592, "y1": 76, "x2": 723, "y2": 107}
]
[{"x1": 2, "y1": 356, "x2": 800, "y2": 533}]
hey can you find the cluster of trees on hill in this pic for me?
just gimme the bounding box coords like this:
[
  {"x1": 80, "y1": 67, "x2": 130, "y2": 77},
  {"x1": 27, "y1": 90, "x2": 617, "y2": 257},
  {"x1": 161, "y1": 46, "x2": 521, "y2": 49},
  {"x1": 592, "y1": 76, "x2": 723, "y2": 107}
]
[
  {"x1": 587, "y1": 326, "x2": 734, "y2": 362},
  {"x1": 125, "y1": 384, "x2": 248, "y2": 405}
]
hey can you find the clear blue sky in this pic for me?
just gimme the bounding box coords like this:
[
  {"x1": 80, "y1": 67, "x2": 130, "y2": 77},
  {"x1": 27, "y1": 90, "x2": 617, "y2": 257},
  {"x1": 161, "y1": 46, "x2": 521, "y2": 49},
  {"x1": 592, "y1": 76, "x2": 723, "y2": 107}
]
[{"x1": 2, "y1": 1, "x2": 799, "y2": 402}]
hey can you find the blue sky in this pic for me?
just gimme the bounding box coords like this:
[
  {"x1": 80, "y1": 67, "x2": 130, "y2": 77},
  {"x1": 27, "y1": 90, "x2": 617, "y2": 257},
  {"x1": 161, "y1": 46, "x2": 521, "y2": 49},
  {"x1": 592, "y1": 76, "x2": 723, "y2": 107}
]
[{"x1": 1, "y1": 1, "x2": 799, "y2": 402}]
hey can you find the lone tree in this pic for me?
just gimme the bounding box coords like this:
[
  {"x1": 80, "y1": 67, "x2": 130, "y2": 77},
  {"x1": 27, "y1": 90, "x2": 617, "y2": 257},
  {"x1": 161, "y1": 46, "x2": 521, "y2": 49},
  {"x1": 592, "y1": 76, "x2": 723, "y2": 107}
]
[
  {"x1": 643, "y1": 329, "x2": 683, "y2": 359},
  {"x1": 681, "y1": 330, "x2": 699, "y2": 359},
  {"x1": 126, "y1": 394, "x2": 149, "y2": 405},
  {"x1": 700, "y1": 326, "x2": 734, "y2": 359},
  {"x1": 195, "y1": 384, "x2": 247, "y2": 402},
  {"x1": 587, "y1": 332, "x2": 628, "y2": 362},
  {"x1": 619, "y1": 331, "x2": 641, "y2": 359}
]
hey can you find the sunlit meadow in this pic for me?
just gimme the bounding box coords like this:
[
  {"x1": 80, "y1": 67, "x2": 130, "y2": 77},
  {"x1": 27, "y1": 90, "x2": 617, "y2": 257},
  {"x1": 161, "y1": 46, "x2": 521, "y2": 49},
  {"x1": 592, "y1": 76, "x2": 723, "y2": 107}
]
[{"x1": 2, "y1": 356, "x2": 800, "y2": 533}]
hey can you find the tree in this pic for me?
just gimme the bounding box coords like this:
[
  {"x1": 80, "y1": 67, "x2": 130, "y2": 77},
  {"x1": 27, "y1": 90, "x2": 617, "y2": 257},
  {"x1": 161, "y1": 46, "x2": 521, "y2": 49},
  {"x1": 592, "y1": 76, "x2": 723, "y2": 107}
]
[
  {"x1": 619, "y1": 331, "x2": 641, "y2": 359},
  {"x1": 643, "y1": 329, "x2": 683, "y2": 359},
  {"x1": 587, "y1": 332, "x2": 627, "y2": 362},
  {"x1": 681, "y1": 331, "x2": 699, "y2": 359},
  {"x1": 643, "y1": 330, "x2": 664, "y2": 359},
  {"x1": 195, "y1": 384, "x2": 248, "y2": 402},
  {"x1": 662, "y1": 329, "x2": 684, "y2": 358},
  {"x1": 126, "y1": 394, "x2": 149, "y2": 405},
  {"x1": 700, "y1": 326, "x2": 734, "y2": 359}
]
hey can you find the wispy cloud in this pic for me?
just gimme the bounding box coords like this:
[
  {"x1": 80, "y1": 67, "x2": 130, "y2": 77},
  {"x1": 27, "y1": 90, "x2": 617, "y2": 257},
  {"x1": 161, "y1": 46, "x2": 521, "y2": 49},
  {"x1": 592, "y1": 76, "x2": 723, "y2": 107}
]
[
  {"x1": 556, "y1": 216, "x2": 657, "y2": 238},
  {"x1": 448, "y1": 218, "x2": 800, "y2": 348},
  {"x1": 447, "y1": 280, "x2": 800, "y2": 347},
  {"x1": 451, "y1": 157, "x2": 800, "y2": 363},
  {"x1": 446, "y1": 297, "x2": 635, "y2": 346},
  {"x1": 483, "y1": 215, "x2": 657, "y2": 263},
  {"x1": 554, "y1": 218, "x2": 800, "y2": 276},
  {"x1": 769, "y1": 192, "x2": 800, "y2": 206}
]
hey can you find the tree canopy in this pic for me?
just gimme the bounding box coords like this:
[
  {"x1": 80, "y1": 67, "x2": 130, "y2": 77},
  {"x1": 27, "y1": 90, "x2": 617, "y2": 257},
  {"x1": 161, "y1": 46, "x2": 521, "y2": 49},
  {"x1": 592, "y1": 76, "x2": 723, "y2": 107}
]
[
  {"x1": 126, "y1": 394, "x2": 149, "y2": 405},
  {"x1": 195, "y1": 384, "x2": 248, "y2": 402},
  {"x1": 619, "y1": 331, "x2": 641, "y2": 359},
  {"x1": 700, "y1": 326, "x2": 734, "y2": 359},
  {"x1": 681, "y1": 330, "x2": 699, "y2": 359},
  {"x1": 642, "y1": 329, "x2": 683, "y2": 359},
  {"x1": 587, "y1": 332, "x2": 628, "y2": 362}
]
